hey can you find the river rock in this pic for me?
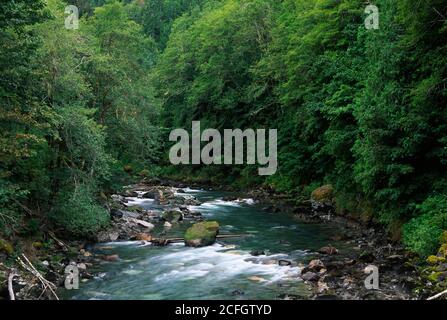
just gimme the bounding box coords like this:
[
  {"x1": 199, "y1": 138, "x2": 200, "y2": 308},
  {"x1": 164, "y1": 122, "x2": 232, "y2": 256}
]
[
  {"x1": 77, "y1": 263, "x2": 87, "y2": 271},
  {"x1": 308, "y1": 259, "x2": 325, "y2": 271},
  {"x1": 318, "y1": 246, "x2": 338, "y2": 255},
  {"x1": 111, "y1": 209, "x2": 141, "y2": 219},
  {"x1": 184, "y1": 221, "x2": 219, "y2": 247},
  {"x1": 311, "y1": 185, "x2": 334, "y2": 207},
  {"x1": 96, "y1": 231, "x2": 120, "y2": 243},
  {"x1": 278, "y1": 260, "x2": 292, "y2": 266},
  {"x1": 250, "y1": 250, "x2": 265, "y2": 256},
  {"x1": 142, "y1": 191, "x2": 156, "y2": 199},
  {"x1": 126, "y1": 218, "x2": 155, "y2": 231},
  {"x1": 161, "y1": 210, "x2": 183, "y2": 223},
  {"x1": 302, "y1": 272, "x2": 319, "y2": 282}
]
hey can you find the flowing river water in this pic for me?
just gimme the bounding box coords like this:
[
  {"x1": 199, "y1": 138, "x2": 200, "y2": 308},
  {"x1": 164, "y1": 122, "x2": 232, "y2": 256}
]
[{"x1": 64, "y1": 188, "x2": 346, "y2": 300}]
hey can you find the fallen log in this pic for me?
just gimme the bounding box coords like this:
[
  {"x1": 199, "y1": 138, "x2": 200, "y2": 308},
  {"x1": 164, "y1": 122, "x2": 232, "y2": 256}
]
[{"x1": 150, "y1": 234, "x2": 249, "y2": 245}]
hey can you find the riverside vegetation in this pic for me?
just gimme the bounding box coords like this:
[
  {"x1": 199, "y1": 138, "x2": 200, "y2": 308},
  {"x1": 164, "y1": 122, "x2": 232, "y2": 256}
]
[{"x1": 0, "y1": 0, "x2": 446, "y2": 299}]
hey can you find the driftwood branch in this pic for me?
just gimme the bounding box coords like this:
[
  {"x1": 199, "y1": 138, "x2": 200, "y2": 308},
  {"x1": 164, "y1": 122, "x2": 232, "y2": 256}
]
[
  {"x1": 8, "y1": 271, "x2": 17, "y2": 300},
  {"x1": 16, "y1": 254, "x2": 59, "y2": 300},
  {"x1": 427, "y1": 289, "x2": 447, "y2": 300}
]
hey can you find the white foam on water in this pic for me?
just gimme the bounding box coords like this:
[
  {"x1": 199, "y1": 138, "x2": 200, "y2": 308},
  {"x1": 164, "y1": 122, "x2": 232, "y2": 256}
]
[
  {"x1": 187, "y1": 199, "x2": 244, "y2": 215},
  {"x1": 174, "y1": 187, "x2": 205, "y2": 197},
  {"x1": 125, "y1": 197, "x2": 154, "y2": 207},
  {"x1": 147, "y1": 244, "x2": 301, "y2": 284},
  {"x1": 239, "y1": 198, "x2": 255, "y2": 205},
  {"x1": 101, "y1": 241, "x2": 141, "y2": 246}
]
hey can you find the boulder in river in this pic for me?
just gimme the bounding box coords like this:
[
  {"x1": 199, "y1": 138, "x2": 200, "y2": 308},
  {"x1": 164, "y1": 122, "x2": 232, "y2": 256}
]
[
  {"x1": 184, "y1": 221, "x2": 219, "y2": 247},
  {"x1": 278, "y1": 260, "x2": 292, "y2": 266},
  {"x1": 161, "y1": 210, "x2": 183, "y2": 223}
]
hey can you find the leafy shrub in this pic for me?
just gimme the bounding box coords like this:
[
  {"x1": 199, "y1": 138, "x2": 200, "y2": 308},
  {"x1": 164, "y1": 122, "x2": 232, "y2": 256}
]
[
  {"x1": 403, "y1": 195, "x2": 447, "y2": 257},
  {"x1": 49, "y1": 184, "x2": 109, "y2": 238}
]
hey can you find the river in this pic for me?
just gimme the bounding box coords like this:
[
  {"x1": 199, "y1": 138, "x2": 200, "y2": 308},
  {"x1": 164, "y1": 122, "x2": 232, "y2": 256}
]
[{"x1": 64, "y1": 188, "x2": 345, "y2": 300}]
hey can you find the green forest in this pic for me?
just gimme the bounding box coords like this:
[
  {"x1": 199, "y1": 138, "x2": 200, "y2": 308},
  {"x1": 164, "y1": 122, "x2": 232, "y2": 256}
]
[{"x1": 1, "y1": 0, "x2": 446, "y2": 261}]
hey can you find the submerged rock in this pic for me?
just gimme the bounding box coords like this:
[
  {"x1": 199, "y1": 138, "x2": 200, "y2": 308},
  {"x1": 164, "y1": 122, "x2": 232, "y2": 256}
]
[
  {"x1": 103, "y1": 254, "x2": 120, "y2": 262},
  {"x1": 184, "y1": 221, "x2": 219, "y2": 247}
]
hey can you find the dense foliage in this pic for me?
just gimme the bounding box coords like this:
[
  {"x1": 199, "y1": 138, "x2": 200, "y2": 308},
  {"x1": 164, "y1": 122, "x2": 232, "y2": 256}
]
[
  {"x1": 153, "y1": 0, "x2": 447, "y2": 255},
  {"x1": 1, "y1": 0, "x2": 446, "y2": 255},
  {"x1": 0, "y1": 0, "x2": 163, "y2": 238}
]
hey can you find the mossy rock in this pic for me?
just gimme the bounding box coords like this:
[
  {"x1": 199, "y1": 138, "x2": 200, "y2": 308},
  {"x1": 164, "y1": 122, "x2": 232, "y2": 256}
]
[
  {"x1": 438, "y1": 244, "x2": 447, "y2": 258},
  {"x1": 311, "y1": 185, "x2": 334, "y2": 204},
  {"x1": 440, "y1": 231, "x2": 447, "y2": 244},
  {"x1": 427, "y1": 255, "x2": 440, "y2": 265},
  {"x1": 0, "y1": 239, "x2": 13, "y2": 255},
  {"x1": 184, "y1": 221, "x2": 219, "y2": 247}
]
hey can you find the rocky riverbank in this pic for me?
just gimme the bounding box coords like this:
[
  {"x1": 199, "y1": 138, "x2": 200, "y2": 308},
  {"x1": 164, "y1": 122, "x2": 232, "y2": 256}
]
[
  {"x1": 1, "y1": 179, "x2": 445, "y2": 300},
  {"x1": 0, "y1": 180, "x2": 207, "y2": 300},
  {"x1": 247, "y1": 184, "x2": 447, "y2": 300}
]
